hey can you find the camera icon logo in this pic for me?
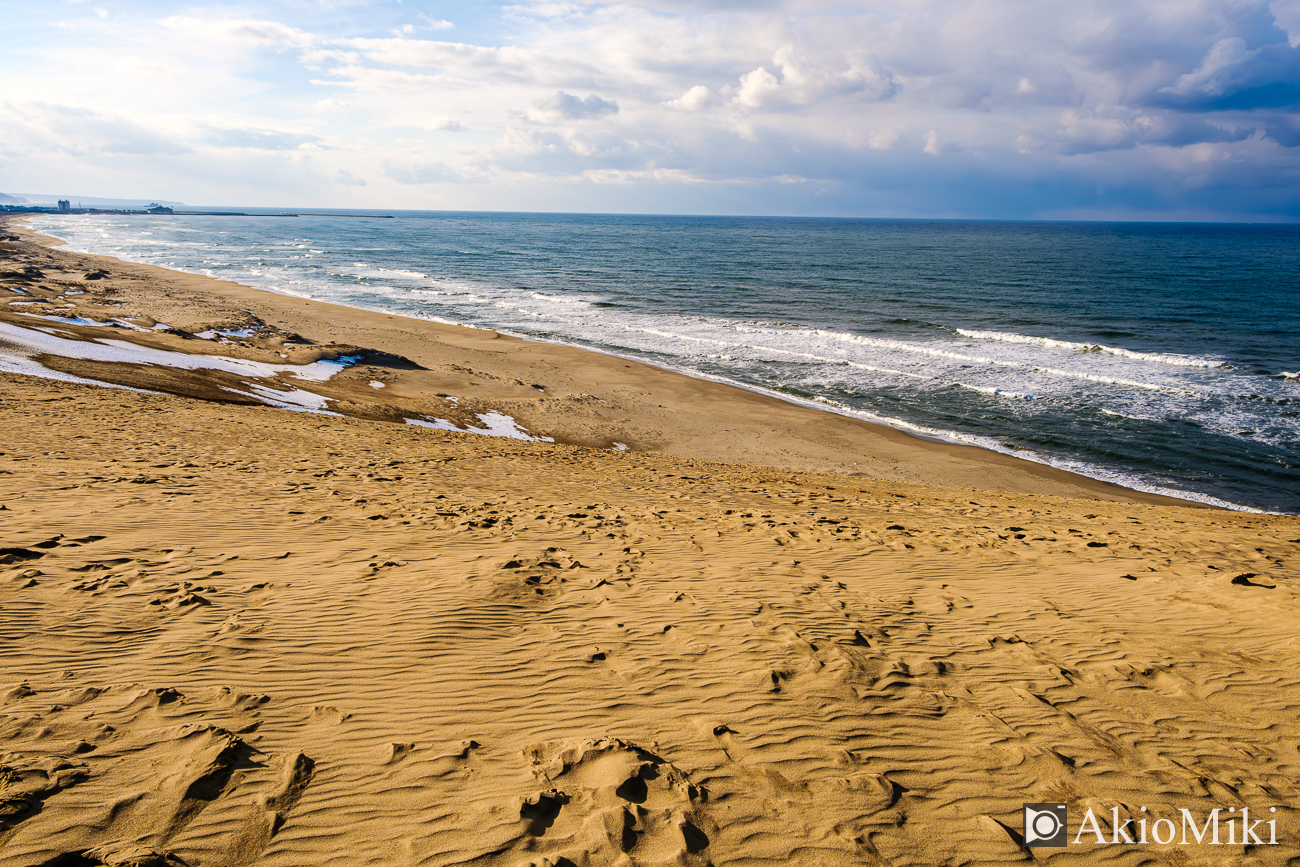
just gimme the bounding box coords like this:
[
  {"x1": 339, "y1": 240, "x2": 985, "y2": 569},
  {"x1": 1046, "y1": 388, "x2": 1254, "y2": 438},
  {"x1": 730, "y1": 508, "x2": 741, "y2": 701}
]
[{"x1": 1023, "y1": 803, "x2": 1068, "y2": 847}]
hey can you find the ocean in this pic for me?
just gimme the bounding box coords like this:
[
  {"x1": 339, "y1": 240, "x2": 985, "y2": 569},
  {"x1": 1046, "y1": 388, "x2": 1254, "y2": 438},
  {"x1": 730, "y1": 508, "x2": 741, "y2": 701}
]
[{"x1": 25, "y1": 210, "x2": 1300, "y2": 513}]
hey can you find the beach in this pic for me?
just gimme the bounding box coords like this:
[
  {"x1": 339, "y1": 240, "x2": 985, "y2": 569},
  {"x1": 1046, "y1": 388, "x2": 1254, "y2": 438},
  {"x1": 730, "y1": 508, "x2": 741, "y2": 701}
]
[{"x1": 3, "y1": 215, "x2": 1299, "y2": 865}]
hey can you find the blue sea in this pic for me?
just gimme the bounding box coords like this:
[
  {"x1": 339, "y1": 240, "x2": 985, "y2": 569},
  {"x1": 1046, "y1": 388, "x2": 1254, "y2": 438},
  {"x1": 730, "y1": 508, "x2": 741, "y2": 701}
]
[{"x1": 27, "y1": 210, "x2": 1300, "y2": 513}]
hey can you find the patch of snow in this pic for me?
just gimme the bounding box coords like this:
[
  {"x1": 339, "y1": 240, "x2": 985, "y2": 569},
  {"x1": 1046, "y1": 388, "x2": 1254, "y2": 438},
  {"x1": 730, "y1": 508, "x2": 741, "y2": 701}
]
[
  {"x1": 195, "y1": 327, "x2": 255, "y2": 341},
  {"x1": 0, "y1": 320, "x2": 358, "y2": 383},
  {"x1": 473, "y1": 411, "x2": 554, "y2": 441},
  {"x1": 0, "y1": 353, "x2": 158, "y2": 393},
  {"x1": 294, "y1": 354, "x2": 364, "y2": 382},
  {"x1": 405, "y1": 410, "x2": 554, "y2": 442},
  {"x1": 14, "y1": 311, "x2": 106, "y2": 326},
  {"x1": 241, "y1": 383, "x2": 336, "y2": 413},
  {"x1": 404, "y1": 416, "x2": 462, "y2": 433}
]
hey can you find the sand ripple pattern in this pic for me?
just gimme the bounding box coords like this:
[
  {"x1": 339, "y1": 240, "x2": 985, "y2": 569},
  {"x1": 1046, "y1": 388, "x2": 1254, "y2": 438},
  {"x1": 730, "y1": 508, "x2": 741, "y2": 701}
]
[{"x1": 2, "y1": 373, "x2": 1299, "y2": 865}]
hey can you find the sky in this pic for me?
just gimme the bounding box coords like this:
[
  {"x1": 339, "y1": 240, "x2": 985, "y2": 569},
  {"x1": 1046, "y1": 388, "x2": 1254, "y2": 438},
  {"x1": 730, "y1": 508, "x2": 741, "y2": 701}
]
[{"x1": 2, "y1": 0, "x2": 1300, "y2": 220}]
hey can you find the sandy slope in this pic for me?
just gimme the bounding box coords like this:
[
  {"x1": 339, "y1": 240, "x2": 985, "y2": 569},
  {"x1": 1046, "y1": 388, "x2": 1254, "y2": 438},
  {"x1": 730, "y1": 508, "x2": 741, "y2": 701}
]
[
  {"x1": 2, "y1": 373, "x2": 1298, "y2": 867},
  {"x1": 2, "y1": 216, "x2": 1299, "y2": 866}
]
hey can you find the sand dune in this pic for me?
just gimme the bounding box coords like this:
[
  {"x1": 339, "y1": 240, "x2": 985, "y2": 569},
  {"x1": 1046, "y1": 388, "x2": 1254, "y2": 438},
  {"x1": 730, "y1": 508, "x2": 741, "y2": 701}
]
[
  {"x1": 2, "y1": 218, "x2": 1299, "y2": 865},
  {"x1": 3, "y1": 373, "x2": 1298, "y2": 865}
]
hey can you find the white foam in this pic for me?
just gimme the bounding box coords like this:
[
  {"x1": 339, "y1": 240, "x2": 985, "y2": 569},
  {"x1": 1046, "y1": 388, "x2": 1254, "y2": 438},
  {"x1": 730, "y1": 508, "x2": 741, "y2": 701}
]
[
  {"x1": 959, "y1": 383, "x2": 1036, "y2": 400},
  {"x1": 954, "y1": 328, "x2": 1226, "y2": 368},
  {"x1": 529, "y1": 291, "x2": 594, "y2": 307}
]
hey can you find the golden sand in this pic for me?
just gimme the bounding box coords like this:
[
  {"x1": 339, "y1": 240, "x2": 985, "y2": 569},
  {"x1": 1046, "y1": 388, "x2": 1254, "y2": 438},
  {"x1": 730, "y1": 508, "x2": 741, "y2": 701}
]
[{"x1": 1, "y1": 218, "x2": 1297, "y2": 866}]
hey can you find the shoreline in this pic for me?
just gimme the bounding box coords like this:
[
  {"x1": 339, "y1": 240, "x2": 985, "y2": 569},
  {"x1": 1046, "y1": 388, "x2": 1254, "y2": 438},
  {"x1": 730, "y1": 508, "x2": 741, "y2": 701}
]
[{"x1": 3, "y1": 214, "x2": 1216, "y2": 508}]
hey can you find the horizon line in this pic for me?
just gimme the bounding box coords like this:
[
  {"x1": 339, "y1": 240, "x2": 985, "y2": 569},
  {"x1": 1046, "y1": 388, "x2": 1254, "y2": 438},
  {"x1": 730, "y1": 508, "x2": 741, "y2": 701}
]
[{"x1": 6, "y1": 196, "x2": 1300, "y2": 226}]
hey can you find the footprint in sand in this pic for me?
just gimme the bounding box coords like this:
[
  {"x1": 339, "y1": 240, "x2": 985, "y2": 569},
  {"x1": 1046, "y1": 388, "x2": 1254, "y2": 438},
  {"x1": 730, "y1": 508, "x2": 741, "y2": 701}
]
[{"x1": 507, "y1": 737, "x2": 712, "y2": 865}]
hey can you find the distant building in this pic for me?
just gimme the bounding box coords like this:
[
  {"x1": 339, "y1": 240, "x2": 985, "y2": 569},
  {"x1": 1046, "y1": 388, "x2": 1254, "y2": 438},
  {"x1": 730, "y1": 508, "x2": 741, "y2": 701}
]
[
  {"x1": 145, "y1": 204, "x2": 174, "y2": 215},
  {"x1": 58, "y1": 199, "x2": 70, "y2": 213}
]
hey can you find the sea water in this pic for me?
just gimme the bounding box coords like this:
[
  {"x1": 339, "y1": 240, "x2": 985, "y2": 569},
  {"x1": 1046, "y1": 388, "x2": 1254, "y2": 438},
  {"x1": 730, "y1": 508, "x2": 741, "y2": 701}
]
[{"x1": 25, "y1": 210, "x2": 1300, "y2": 513}]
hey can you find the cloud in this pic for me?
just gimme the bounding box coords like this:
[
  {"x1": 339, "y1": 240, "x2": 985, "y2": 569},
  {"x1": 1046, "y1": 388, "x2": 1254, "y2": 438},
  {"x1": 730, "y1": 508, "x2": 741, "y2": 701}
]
[
  {"x1": 160, "y1": 17, "x2": 318, "y2": 48},
  {"x1": 1154, "y1": 38, "x2": 1300, "y2": 110},
  {"x1": 423, "y1": 116, "x2": 464, "y2": 132},
  {"x1": 730, "y1": 47, "x2": 897, "y2": 111},
  {"x1": 381, "y1": 158, "x2": 462, "y2": 184},
  {"x1": 201, "y1": 126, "x2": 321, "y2": 150},
  {"x1": 9, "y1": 1, "x2": 1300, "y2": 219},
  {"x1": 492, "y1": 126, "x2": 652, "y2": 175},
  {"x1": 312, "y1": 65, "x2": 462, "y2": 94},
  {"x1": 344, "y1": 37, "x2": 595, "y2": 86},
  {"x1": 0, "y1": 101, "x2": 191, "y2": 157},
  {"x1": 665, "y1": 85, "x2": 715, "y2": 111},
  {"x1": 1261, "y1": 113, "x2": 1300, "y2": 145},
  {"x1": 1272, "y1": 0, "x2": 1300, "y2": 47},
  {"x1": 1015, "y1": 109, "x2": 1254, "y2": 155},
  {"x1": 527, "y1": 91, "x2": 619, "y2": 121},
  {"x1": 735, "y1": 67, "x2": 781, "y2": 109},
  {"x1": 300, "y1": 48, "x2": 361, "y2": 69},
  {"x1": 336, "y1": 168, "x2": 366, "y2": 186}
]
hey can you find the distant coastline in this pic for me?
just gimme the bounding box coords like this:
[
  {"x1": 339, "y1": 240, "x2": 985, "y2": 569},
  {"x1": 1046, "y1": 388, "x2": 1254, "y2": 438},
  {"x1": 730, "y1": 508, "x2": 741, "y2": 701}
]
[{"x1": 2, "y1": 204, "x2": 392, "y2": 218}]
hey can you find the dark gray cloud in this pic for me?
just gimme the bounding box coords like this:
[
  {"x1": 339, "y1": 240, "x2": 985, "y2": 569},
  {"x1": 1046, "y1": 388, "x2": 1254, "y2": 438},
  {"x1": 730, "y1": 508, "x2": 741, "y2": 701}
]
[
  {"x1": 1262, "y1": 115, "x2": 1300, "y2": 146},
  {"x1": 1150, "y1": 40, "x2": 1300, "y2": 111}
]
